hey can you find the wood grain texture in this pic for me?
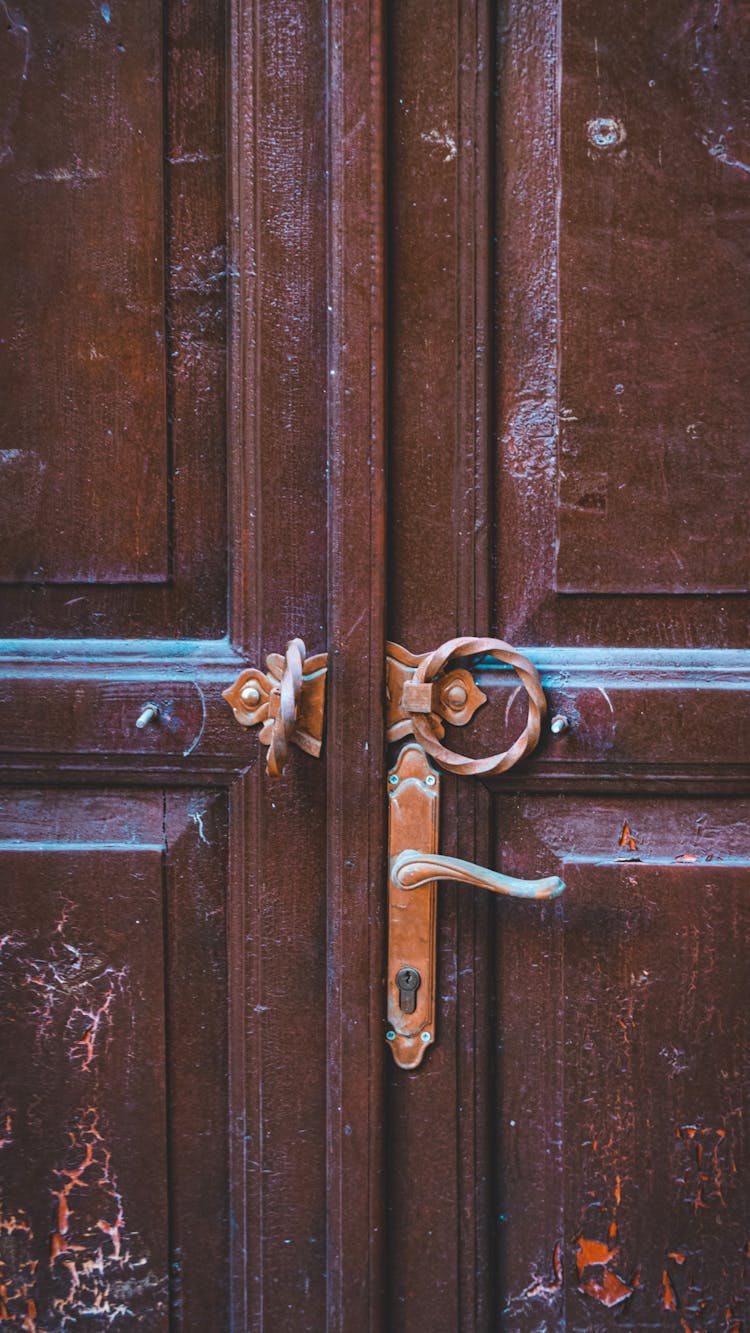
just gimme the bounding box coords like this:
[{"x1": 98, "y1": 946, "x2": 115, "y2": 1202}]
[
  {"x1": 229, "y1": 3, "x2": 331, "y2": 1327},
  {"x1": 0, "y1": 0, "x2": 228, "y2": 638},
  {"x1": 496, "y1": 0, "x2": 750, "y2": 646},
  {"x1": 325, "y1": 0, "x2": 387, "y2": 1327},
  {"x1": 494, "y1": 796, "x2": 750, "y2": 1330},
  {"x1": 386, "y1": 2, "x2": 495, "y2": 1327}
]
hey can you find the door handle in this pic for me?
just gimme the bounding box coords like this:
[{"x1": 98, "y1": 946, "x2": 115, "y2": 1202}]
[
  {"x1": 391, "y1": 849, "x2": 565, "y2": 900},
  {"x1": 223, "y1": 638, "x2": 327, "y2": 778},
  {"x1": 386, "y1": 638, "x2": 565, "y2": 1069}
]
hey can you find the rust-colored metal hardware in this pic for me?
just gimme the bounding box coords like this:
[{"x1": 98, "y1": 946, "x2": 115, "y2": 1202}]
[
  {"x1": 223, "y1": 638, "x2": 327, "y2": 778},
  {"x1": 387, "y1": 743, "x2": 440, "y2": 1069},
  {"x1": 386, "y1": 638, "x2": 564, "y2": 1069},
  {"x1": 386, "y1": 636, "x2": 547, "y2": 776},
  {"x1": 391, "y1": 850, "x2": 565, "y2": 900},
  {"x1": 386, "y1": 743, "x2": 565, "y2": 1070}
]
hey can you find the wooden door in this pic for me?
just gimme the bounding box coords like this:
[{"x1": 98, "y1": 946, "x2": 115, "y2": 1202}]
[
  {"x1": 2, "y1": 2, "x2": 749, "y2": 1332},
  {"x1": 0, "y1": 3, "x2": 384, "y2": 1329},
  {"x1": 384, "y1": 1, "x2": 750, "y2": 1330}
]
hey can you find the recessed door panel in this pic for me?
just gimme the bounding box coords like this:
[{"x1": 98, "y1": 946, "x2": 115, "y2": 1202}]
[
  {"x1": 494, "y1": 796, "x2": 750, "y2": 1329},
  {"x1": 0, "y1": 788, "x2": 231, "y2": 1329}
]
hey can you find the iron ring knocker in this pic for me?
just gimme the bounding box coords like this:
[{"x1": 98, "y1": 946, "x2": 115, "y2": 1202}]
[{"x1": 407, "y1": 636, "x2": 547, "y2": 777}]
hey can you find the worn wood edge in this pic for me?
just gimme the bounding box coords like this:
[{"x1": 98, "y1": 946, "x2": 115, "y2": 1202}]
[
  {"x1": 227, "y1": 775, "x2": 250, "y2": 1331},
  {"x1": 227, "y1": 0, "x2": 260, "y2": 659},
  {"x1": 453, "y1": 2, "x2": 495, "y2": 1325},
  {"x1": 325, "y1": 0, "x2": 387, "y2": 1327}
]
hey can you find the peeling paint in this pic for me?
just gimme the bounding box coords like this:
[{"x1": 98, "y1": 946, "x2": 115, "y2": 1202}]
[
  {"x1": 0, "y1": 908, "x2": 126, "y2": 1070},
  {"x1": 420, "y1": 126, "x2": 457, "y2": 163},
  {"x1": 619, "y1": 820, "x2": 638, "y2": 852},
  {"x1": 575, "y1": 1232, "x2": 637, "y2": 1310}
]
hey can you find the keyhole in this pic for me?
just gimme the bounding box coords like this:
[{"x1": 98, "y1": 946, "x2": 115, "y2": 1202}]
[{"x1": 395, "y1": 965, "x2": 422, "y2": 1014}]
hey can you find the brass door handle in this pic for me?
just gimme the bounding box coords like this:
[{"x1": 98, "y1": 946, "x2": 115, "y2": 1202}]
[
  {"x1": 223, "y1": 638, "x2": 327, "y2": 778},
  {"x1": 391, "y1": 849, "x2": 565, "y2": 900},
  {"x1": 387, "y1": 634, "x2": 565, "y2": 1069}
]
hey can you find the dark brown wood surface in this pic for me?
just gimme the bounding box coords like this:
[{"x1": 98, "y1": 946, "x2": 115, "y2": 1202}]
[
  {"x1": 1, "y1": 0, "x2": 749, "y2": 1329},
  {"x1": 385, "y1": 0, "x2": 749, "y2": 1329},
  {"x1": 0, "y1": 0, "x2": 354, "y2": 1328}
]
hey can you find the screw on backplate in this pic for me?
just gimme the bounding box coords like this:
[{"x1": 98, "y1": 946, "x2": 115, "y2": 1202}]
[
  {"x1": 550, "y1": 715, "x2": 570, "y2": 736},
  {"x1": 135, "y1": 704, "x2": 159, "y2": 730},
  {"x1": 425, "y1": 774, "x2": 436, "y2": 787},
  {"x1": 420, "y1": 1031, "x2": 431, "y2": 1043},
  {"x1": 388, "y1": 774, "x2": 399, "y2": 786},
  {"x1": 386, "y1": 1030, "x2": 396, "y2": 1042}
]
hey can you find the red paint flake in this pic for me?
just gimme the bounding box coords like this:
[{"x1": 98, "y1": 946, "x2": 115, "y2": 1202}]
[
  {"x1": 662, "y1": 1268, "x2": 678, "y2": 1310},
  {"x1": 575, "y1": 1235, "x2": 616, "y2": 1276},
  {"x1": 580, "y1": 1267, "x2": 634, "y2": 1308},
  {"x1": 675, "y1": 853, "x2": 698, "y2": 862},
  {"x1": 619, "y1": 821, "x2": 638, "y2": 852},
  {"x1": 552, "y1": 1243, "x2": 563, "y2": 1286}
]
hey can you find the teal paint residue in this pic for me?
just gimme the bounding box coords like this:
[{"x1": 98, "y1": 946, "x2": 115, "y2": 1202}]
[{"x1": 100, "y1": 3, "x2": 111, "y2": 21}]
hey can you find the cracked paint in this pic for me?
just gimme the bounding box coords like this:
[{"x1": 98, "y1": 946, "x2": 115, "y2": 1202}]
[
  {"x1": 0, "y1": 1109, "x2": 167, "y2": 1329},
  {"x1": 0, "y1": 908, "x2": 126, "y2": 1071},
  {"x1": 0, "y1": 905, "x2": 167, "y2": 1326},
  {"x1": 0, "y1": 1205, "x2": 37, "y2": 1329},
  {"x1": 675, "y1": 1119, "x2": 739, "y2": 1214}
]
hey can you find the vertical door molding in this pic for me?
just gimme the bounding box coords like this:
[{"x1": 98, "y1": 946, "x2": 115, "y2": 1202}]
[
  {"x1": 325, "y1": 3, "x2": 388, "y2": 1330},
  {"x1": 385, "y1": 3, "x2": 495, "y2": 1326}
]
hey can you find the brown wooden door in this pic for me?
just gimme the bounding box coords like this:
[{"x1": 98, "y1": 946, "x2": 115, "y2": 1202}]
[
  {"x1": 384, "y1": 1, "x2": 750, "y2": 1329},
  {"x1": 1, "y1": 3, "x2": 748, "y2": 1332},
  {"x1": 0, "y1": 2, "x2": 383, "y2": 1328}
]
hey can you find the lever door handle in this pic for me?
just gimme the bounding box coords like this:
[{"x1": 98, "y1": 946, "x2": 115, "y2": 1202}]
[
  {"x1": 391, "y1": 849, "x2": 565, "y2": 900},
  {"x1": 386, "y1": 631, "x2": 564, "y2": 1069}
]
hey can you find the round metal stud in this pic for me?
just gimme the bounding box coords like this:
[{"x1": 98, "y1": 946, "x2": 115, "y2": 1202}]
[
  {"x1": 444, "y1": 681, "x2": 468, "y2": 710},
  {"x1": 240, "y1": 682, "x2": 262, "y2": 707},
  {"x1": 420, "y1": 1031, "x2": 431, "y2": 1043},
  {"x1": 550, "y1": 715, "x2": 570, "y2": 736},
  {"x1": 424, "y1": 774, "x2": 436, "y2": 787},
  {"x1": 386, "y1": 1030, "x2": 396, "y2": 1042},
  {"x1": 388, "y1": 773, "x2": 399, "y2": 786}
]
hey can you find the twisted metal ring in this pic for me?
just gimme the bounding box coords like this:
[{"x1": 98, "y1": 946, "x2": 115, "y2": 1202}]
[
  {"x1": 266, "y1": 638, "x2": 305, "y2": 778},
  {"x1": 409, "y1": 636, "x2": 546, "y2": 776}
]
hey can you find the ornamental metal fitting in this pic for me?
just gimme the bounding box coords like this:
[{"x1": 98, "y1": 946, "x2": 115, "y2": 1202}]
[
  {"x1": 386, "y1": 637, "x2": 547, "y2": 777},
  {"x1": 223, "y1": 638, "x2": 327, "y2": 779}
]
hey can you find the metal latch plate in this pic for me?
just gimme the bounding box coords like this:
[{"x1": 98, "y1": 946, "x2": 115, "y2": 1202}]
[{"x1": 386, "y1": 743, "x2": 440, "y2": 1069}]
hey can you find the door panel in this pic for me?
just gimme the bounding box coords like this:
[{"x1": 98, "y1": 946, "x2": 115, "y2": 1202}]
[
  {"x1": 0, "y1": 0, "x2": 228, "y2": 636},
  {"x1": 497, "y1": 0, "x2": 750, "y2": 644},
  {"x1": 495, "y1": 797, "x2": 750, "y2": 1329},
  {"x1": 0, "y1": 789, "x2": 230, "y2": 1328}
]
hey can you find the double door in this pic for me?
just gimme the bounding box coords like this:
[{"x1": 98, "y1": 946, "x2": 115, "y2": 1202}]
[{"x1": 1, "y1": 1, "x2": 748, "y2": 1328}]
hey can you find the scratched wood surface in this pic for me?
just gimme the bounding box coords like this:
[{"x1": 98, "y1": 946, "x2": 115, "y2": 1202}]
[
  {"x1": 386, "y1": 0, "x2": 750, "y2": 1330},
  {"x1": 0, "y1": 0, "x2": 343, "y2": 1328},
  {"x1": 2, "y1": 0, "x2": 749, "y2": 1328}
]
